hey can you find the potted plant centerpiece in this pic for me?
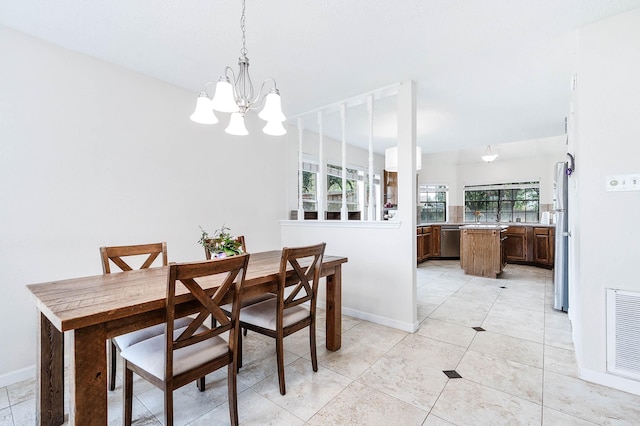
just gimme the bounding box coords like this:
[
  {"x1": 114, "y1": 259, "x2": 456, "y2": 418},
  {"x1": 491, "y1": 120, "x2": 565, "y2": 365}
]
[{"x1": 198, "y1": 225, "x2": 244, "y2": 259}]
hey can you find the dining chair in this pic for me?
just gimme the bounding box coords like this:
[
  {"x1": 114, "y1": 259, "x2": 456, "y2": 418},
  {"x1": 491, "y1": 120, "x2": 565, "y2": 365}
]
[
  {"x1": 206, "y1": 236, "x2": 275, "y2": 338},
  {"x1": 100, "y1": 242, "x2": 191, "y2": 391},
  {"x1": 237, "y1": 242, "x2": 326, "y2": 395},
  {"x1": 120, "y1": 254, "x2": 249, "y2": 426}
]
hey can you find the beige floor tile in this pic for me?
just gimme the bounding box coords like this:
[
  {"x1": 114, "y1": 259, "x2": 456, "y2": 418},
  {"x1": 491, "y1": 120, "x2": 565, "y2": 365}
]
[
  {"x1": 252, "y1": 358, "x2": 352, "y2": 422},
  {"x1": 188, "y1": 388, "x2": 304, "y2": 426},
  {"x1": 0, "y1": 407, "x2": 13, "y2": 426},
  {"x1": 417, "y1": 302, "x2": 439, "y2": 321},
  {"x1": 0, "y1": 388, "x2": 8, "y2": 410},
  {"x1": 544, "y1": 310, "x2": 572, "y2": 331},
  {"x1": 482, "y1": 306, "x2": 544, "y2": 343},
  {"x1": 417, "y1": 317, "x2": 478, "y2": 348},
  {"x1": 237, "y1": 335, "x2": 299, "y2": 387},
  {"x1": 315, "y1": 332, "x2": 387, "y2": 379},
  {"x1": 315, "y1": 310, "x2": 362, "y2": 334},
  {"x1": 341, "y1": 320, "x2": 407, "y2": 352},
  {"x1": 390, "y1": 333, "x2": 466, "y2": 368},
  {"x1": 469, "y1": 331, "x2": 544, "y2": 368},
  {"x1": 430, "y1": 296, "x2": 493, "y2": 327},
  {"x1": 543, "y1": 370, "x2": 640, "y2": 424},
  {"x1": 306, "y1": 381, "x2": 427, "y2": 426},
  {"x1": 492, "y1": 293, "x2": 545, "y2": 313},
  {"x1": 543, "y1": 345, "x2": 579, "y2": 378},
  {"x1": 431, "y1": 379, "x2": 542, "y2": 425},
  {"x1": 107, "y1": 391, "x2": 161, "y2": 426},
  {"x1": 456, "y1": 350, "x2": 543, "y2": 404},
  {"x1": 423, "y1": 414, "x2": 456, "y2": 425},
  {"x1": 544, "y1": 326, "x2": 574, "y2": 350},
  {"x1": 6, "y1": 377, "x2": 35, "y2": 406},
  {"x1": 542, "y1": 406, "x2": 599, "y2": 425},
  {"x1": 7, "y1": 398, "x2": 37, "y2": 426},
  {"x1": 135, "y1": 371, "x2": 244, "y2": 426},
  {"x1": 358, "y1": 354, "x2": 450, "y2": 411}
]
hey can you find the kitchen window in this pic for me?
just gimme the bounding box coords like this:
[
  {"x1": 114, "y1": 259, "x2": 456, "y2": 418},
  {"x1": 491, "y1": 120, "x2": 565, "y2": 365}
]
[
  {"x1": 464, "y1": 181, "x2": 540, "y2": 223},
  {"x1": 419, "y1": 184, "x2": 448, "y2": 222}
]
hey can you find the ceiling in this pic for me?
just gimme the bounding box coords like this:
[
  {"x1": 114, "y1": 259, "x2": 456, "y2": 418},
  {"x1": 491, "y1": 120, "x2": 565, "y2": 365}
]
[{"x1": 2, "y1": 0, "x2": 640, "y2": 155}]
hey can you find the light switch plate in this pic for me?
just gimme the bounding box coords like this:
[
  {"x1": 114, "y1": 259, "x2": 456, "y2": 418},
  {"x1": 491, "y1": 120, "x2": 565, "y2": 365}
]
[{"x1": 606, "y1": 174, "x2": 640, "y2": 192}]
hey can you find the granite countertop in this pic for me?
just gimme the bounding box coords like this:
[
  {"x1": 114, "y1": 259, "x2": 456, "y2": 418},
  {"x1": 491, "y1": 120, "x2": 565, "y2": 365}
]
[
  {"x1": 459, "y1": 224, "x2": 509, "y2": 230},
  {"x1": 417, "y1": 222, "x2": 555, "y2": 228}
]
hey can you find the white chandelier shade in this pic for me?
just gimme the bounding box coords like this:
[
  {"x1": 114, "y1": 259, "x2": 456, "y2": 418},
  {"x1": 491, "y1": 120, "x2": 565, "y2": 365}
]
[
  {"x1": 210, "y1": 78, "x2": 239, "y2": 113},
  {"x1": 190, "y1": 93, "x2": 219, "y2": 125},
  {"x1": 263, "y1": 119, "x2": 287, "y2": 136},
  {"x1": 225, "y1": 112, "x2": 249, "y2": 136},
  {"x1": 258, "y1": 89, "x2": 286, "y2": 122},
  {"x1": 190, "y1": 0, "x2": 286, "y2": 136}
]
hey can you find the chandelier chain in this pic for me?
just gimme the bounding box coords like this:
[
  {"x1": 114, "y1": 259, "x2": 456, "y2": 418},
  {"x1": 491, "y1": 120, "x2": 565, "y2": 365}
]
[{"x1": 240, "y1": 0, "x2": 247, "y2": 56}]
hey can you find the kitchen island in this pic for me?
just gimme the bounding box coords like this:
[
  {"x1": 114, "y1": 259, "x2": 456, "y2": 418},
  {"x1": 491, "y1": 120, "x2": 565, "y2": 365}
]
[{"x1": 460, "y1": 224, "x2": 508, "y2": 278}]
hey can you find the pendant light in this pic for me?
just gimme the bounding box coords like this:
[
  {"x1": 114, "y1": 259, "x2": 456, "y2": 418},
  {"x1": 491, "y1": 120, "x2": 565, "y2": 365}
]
[
  {"x1": 190, "y1": 0, "x2": 286, "y2": 136},
  {"x1": 481, "y1": 145, "x2": 498, "y2": 162}
]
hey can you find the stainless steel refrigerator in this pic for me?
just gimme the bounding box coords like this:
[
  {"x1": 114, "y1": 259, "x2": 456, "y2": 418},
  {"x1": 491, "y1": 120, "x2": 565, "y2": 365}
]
[{"x1": 553, "y1": 161, "x2": 569, "y2": 311}]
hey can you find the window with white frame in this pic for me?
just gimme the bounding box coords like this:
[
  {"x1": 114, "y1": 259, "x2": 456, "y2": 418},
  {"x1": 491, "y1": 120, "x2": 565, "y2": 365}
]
[
  {"x1": 300, "y1": 161, "x2": 318, "y2": 211},
  {"x1": 326, "y1": 164, "x2": 361, "y2": 212},
  {"x1": 463, "y1": 181, "x2": 540, "y2": 223},
  {"x1": 419, "y1": 184, "x2": 448, "y2": 222}
]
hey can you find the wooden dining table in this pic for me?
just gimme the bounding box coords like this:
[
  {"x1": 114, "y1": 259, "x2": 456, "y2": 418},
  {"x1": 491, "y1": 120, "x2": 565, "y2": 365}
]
[{"x1": 27, "y1": 250, "x2": 348, "y2": 426}]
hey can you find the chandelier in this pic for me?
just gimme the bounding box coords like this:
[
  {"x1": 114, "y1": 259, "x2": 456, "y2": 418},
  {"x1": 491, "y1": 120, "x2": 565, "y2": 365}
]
[{"x1": 190, "y1": 0, "x2": 286, "y2": 136}]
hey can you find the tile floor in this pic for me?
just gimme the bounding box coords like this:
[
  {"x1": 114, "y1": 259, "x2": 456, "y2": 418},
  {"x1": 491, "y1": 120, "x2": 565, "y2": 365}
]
[{"x1": 3, "y1": 260, "x2": 640, "y2": 425}]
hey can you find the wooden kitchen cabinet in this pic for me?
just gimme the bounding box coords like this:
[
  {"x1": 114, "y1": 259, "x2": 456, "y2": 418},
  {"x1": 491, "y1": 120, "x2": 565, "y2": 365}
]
[
  {"x1": 431, "y1": 225, "x2": 441, "y2": 257},
  {"x1": 460, "y1": 226, "x2": 506, "y2": 278},
  {"x1": 417, "y1": 226, "x2": 432, "y2": 263},
  {"x1": 533, "y1": 227, "x2": 555, "y2": 266},
  {"x1": 504, "y1": 226, "x2": 528, "y2": 262},
  {"x1": 384, "y1": 171, "x2": 397, "y2": 206}
]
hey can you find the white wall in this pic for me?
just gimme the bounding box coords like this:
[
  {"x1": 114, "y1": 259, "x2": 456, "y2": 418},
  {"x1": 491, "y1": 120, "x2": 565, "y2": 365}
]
[
  {"x1": 281, "y1": 221, "x2": 416, "y2": 330},
  {"x1": 0, "y1": 26, "x2": 287, "y2": 385},
  {"x1": 571, "y1": 8, "x2": 640, "y2": 394}
]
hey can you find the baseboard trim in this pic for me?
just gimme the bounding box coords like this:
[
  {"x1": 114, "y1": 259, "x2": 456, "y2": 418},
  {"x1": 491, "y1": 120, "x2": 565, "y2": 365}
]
[
  {"x1": 580, "y1": 368, "x2": 640, "y2": 396},
  {"x1": 341, "y1": 305, "x2": 419, "y2": 333},
  {"x1": 0, "y1": 365, "x2": 35, "y2": 388}
]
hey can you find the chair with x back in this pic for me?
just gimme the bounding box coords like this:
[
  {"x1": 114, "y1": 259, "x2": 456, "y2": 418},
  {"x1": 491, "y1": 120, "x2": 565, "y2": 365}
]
[
  {"x1": 206, "y1": 236, "x2": 275, "y2": 342},
  {"x1": 120, "y1": 254, "x2": 249, "y2": 426},
  {"x1": 100, "y1": 242, "x2": 191, "y2": 391},
  {"x1": 237, "y1": 242, "x2": 326, "y2": 395}
]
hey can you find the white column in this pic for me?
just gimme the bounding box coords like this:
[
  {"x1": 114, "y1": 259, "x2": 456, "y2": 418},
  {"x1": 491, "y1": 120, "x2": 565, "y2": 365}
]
[
  {"x1": 367, "y1": 95, "x2": 375, "y2": 221},
  {"x1": 396, "y1": 80, "x2": 418, "y2": 326},
  {"x1": 340, "y1": 103, "x2": 348, "y2": 221},
  {"x1": 297, "y1": 118, "x2": 304, "y2": 221},
  {"x1": 317, "y1": 111, "x2": 325, "y2": 221}
]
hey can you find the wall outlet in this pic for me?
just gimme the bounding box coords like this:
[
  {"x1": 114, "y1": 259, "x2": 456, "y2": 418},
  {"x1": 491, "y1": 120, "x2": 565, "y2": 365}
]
[{"x1": 606, "y1": 174, "x2": 640, "y2": 192}]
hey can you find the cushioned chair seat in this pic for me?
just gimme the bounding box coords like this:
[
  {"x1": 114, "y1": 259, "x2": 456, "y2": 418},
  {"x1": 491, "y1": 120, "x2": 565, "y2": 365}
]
[
  {"x1": 120, "y1": 326, "x2": 229, "y2": 380},
  {"x1": 220, "y1": 293, "x2": 276, "y2": 313},
  {"x1": 113, "y1": 316, "x2": 192, "y2": 350},
  {"x1": 239, "y1": 298, "x2": 310, "y2": 331}
]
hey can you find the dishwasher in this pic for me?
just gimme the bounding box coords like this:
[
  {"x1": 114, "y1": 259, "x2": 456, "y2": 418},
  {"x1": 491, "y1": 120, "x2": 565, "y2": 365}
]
[{"x1": 440, "y1": 225, "x2": 461, "y2": 258}]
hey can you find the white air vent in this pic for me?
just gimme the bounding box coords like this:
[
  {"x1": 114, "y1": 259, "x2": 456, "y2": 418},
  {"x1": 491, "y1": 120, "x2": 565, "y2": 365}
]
[{"x1": 607, "y1": 289, "x2": 640, "y2": 380}]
